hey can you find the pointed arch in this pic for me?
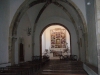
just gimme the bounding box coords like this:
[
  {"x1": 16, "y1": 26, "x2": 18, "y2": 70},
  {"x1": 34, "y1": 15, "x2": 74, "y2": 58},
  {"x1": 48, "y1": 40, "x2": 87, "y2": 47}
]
[
  {"x1": 9, "y1": 0, "x2": 46, "y2": 64},
  {"x1": 9, "y1": 0, "x2": 87, "y2": 64}
]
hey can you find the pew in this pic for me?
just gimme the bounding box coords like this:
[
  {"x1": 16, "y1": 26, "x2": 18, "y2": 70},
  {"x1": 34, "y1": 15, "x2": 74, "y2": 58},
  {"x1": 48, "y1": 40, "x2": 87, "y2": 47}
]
[
  {"x1": 0, "y1": 56, "x2": 50, "y2": 75},
  {"x1": 0, "y1": 67, "x2": 28, "y2": 75}
]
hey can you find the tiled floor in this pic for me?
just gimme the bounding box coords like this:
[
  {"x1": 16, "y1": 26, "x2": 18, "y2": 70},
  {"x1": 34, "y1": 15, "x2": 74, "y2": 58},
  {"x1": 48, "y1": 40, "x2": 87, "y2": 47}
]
[{"x1": 39, "y1": 60, "x2": 88, "y2": 75}]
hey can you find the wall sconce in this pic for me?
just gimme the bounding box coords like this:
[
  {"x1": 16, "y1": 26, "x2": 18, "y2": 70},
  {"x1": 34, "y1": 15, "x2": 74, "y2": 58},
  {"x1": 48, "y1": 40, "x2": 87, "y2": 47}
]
[{"x1": 27, "y1": 27, "x2": 31, "y2": 36}]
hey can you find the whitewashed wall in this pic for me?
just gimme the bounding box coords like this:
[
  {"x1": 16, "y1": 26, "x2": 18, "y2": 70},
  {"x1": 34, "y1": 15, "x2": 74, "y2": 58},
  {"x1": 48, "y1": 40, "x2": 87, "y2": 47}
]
[
  {"x1": 0, "y1": 0, "x2": 10, "y2": 66},
  {"x1": 34, "y1": 17, "x2": 79, "y2": 58},
  {"x1": 15, "y1": 13, "x2": 32, "y2": 64},
  {"x1": 9, "y1": 0, "x2": 25, "y2": 25},
  {"x1": 85, "y1": 0, "x2": 98, "y2": 67},
  {"x1": 0, "y1": 0, "x2": 86, "y2": 66},
  {"x1": 71, "y1": 0, "x2": 87, "y2": 22}
]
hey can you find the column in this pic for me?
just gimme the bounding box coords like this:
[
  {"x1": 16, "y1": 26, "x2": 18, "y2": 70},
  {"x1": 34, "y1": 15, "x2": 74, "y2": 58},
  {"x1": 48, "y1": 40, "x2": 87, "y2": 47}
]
[{"x1": 95, "y1": 0, "x2": 100, "y2": 75}]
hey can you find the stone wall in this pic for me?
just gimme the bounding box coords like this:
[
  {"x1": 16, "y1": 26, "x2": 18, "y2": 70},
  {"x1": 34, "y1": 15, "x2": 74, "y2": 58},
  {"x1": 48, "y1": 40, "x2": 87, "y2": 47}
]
[
  {"x1": 85, "y1": 0, "x2": 98, "y2": 67},
  {"x1": 95, "y1": 0, "x2": 100, "y2": 74}
]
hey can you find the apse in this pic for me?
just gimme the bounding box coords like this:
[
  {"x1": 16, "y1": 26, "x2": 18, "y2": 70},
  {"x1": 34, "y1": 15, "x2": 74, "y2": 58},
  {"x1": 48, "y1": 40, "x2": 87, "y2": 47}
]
[{"x1": 41, "y1": 25, "x2": 70, "y2": 59}]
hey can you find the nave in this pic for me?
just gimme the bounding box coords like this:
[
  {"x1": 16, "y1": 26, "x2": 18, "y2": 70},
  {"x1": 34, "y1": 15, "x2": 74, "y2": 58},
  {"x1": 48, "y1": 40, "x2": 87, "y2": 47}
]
[
  {"x1": 0, "y1": 56, "x2": 88, "y2": 75},
  {"x1": 0, "y1": 56, "x2": 49, "y2": 75},
  {"x1": 38, "y1": 60, "x2": 88, "y2": 75}
]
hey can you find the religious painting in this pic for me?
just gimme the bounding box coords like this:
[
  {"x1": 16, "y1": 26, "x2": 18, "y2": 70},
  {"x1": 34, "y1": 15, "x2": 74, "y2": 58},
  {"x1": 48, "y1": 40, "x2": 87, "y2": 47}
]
[
  {"x1": 51, "y1": 40, "x2": 55, "y2": 44},
  {"x1": 55, "y1": 45, "x2": 58, "y2": 48},
  {"x1": 61, "y1": 39, "x2": 66, "y2": 44},
  {"x1": 50, "y1": 28, "x2": 66, "y2": 48},
  {"x1": 56, "y1": 39, "x2": 60, "y2": 44},
  {"x1": 61, "y1": 33, "x2": 65, "y2": 39},
  {"x1": 56, "y1": 32, "x2": 60, "y2": 38},
  {"x1": 51, "y1": 32, "x2": 55, "y2": 39}
]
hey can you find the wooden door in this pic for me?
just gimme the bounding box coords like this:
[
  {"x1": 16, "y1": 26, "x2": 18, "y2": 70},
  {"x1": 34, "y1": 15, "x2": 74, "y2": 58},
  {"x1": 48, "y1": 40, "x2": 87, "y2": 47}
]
[{"x1": 19, "y1": 43, "x2": 24, "y2": 62}]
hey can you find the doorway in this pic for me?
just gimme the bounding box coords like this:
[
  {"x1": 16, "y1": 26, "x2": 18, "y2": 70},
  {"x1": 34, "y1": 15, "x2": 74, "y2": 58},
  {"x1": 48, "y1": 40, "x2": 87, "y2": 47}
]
[
  {"x1": 19, "y1": 38, "x2": 24, "y2": 62},
  {"x1": 41, "y1": 25, "x2": 71, "y2": 60}
]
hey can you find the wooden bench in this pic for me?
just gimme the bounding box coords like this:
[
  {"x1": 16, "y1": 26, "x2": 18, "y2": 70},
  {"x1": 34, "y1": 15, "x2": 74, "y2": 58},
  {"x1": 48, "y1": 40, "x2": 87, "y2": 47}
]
[{"x1": 0, "y1": 56, "x2": 49, "y2": 75}]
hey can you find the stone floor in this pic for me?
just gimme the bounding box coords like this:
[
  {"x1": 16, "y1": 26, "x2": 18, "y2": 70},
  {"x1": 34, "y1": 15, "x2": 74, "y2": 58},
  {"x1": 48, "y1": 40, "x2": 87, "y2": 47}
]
[{"x1": 38, "y1": 60, "x2": 88, "y2": 75}]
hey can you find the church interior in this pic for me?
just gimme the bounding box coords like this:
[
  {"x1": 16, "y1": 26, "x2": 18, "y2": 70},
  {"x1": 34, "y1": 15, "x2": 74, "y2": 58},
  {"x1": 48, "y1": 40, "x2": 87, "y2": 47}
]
[{"x1": 0, "y1": 0, "x2": 100, "y2": 75}]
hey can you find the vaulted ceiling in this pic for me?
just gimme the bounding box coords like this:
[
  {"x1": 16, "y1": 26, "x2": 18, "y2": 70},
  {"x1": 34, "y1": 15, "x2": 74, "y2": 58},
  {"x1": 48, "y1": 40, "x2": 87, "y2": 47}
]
[{"x1": 11, "y1": 0, "x2": 87, "y2": 37}]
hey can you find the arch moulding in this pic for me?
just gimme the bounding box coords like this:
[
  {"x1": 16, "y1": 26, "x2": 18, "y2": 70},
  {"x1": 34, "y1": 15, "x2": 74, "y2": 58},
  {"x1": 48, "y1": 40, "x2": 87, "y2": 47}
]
[
  {"x1": 9, "y1": 0, "x2": 87, "y2": 64},
  {"x1": 40, "y1": 23, "x2": 72, "y2": 56}
]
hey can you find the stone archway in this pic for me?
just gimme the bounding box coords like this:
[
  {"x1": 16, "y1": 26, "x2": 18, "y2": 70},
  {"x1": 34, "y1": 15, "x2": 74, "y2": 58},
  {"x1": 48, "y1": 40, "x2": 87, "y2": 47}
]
[
  {"x1": 40, "y1": 23, "x2": 72, "y2": 58},
  {"x1": 95, "y1": 0, "x2": 100, "y2": 74},
  {"x1": 9, "y1": 0, "x2": 87, "y2": 64}
]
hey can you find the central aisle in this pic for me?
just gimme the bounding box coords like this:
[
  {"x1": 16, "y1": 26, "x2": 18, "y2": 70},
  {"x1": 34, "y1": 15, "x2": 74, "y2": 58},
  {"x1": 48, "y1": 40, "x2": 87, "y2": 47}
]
[{"x1": 38, "y1": 60, "x2": 88, "y2": 75}]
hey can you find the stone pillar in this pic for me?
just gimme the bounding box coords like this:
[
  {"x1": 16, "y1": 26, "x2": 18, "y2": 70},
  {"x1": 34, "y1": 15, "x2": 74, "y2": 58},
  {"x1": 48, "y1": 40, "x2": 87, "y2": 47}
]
[
  {"x1": 11, "y1": 37, "x2": 17, "y2": 65},
  {"x1": 95, "y1": 0, "x2": 100, "y2": 75}
]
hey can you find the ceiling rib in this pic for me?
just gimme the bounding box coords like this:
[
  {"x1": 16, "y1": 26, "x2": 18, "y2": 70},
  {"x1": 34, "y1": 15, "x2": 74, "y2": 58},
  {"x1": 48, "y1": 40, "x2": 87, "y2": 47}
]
[
  {"x1": 53, "y1": 2, "x2": 79, "y2": 37},
  {"x1": 12, "y1": 0, "x2": 46, "y2": 35},
  {"x1": 33, "y1": 1, "x2": 52, "y2": 32}
]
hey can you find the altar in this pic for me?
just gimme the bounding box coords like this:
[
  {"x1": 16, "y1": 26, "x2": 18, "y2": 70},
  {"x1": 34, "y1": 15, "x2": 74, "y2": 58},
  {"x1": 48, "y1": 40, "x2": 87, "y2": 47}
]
[{"x1": 49, "y1": 48, "x2": 70, "y2": 59}]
